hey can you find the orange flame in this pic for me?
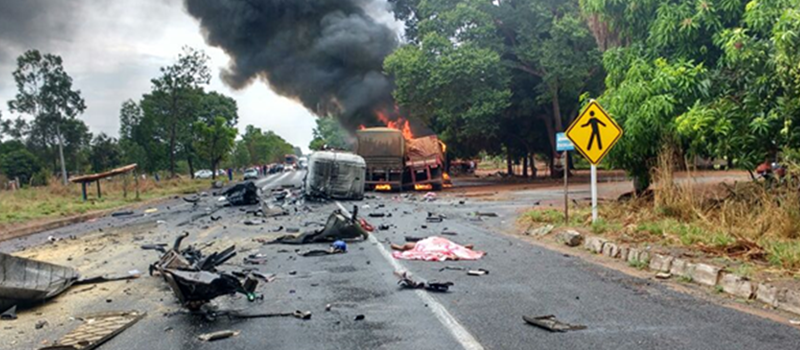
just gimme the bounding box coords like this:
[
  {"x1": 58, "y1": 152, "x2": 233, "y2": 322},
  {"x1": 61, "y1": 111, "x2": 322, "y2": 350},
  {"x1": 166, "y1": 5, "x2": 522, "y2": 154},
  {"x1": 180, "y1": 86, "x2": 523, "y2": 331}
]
[
  {"x1": 414, "y1": 184, "x2": 433, "y2": 191},
  {"x1": 375, "y1": 184, "x2": 392, "y2": 191},
  {"x1": 376, "y1": 111, "x2": 414, "y2": 140},
  {"x1": 443, "y1": 172, "x2": 453, "y2": 188}
]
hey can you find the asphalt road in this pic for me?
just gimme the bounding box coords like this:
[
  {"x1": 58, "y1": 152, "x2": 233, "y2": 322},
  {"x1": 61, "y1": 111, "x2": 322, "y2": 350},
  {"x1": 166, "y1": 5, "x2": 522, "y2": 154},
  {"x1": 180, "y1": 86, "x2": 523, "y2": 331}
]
[{"x1": 2, "y1": 171, "x2": 799, "y2": 350}]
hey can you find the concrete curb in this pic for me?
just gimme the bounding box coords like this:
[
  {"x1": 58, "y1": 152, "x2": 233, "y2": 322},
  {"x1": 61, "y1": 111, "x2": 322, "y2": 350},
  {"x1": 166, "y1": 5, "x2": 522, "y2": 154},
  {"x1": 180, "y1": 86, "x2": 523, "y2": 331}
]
[
  {"x1": 0, "y1": 197, "x2": 172, "y2": 242},
  {"x1": 577, "y1": 233, "x2": 800, "y2": 317}
]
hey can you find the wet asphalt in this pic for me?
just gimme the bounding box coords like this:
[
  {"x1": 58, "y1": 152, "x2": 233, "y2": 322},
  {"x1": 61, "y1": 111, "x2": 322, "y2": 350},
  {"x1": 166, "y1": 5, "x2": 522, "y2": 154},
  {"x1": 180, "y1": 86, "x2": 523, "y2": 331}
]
[{"x1": 1, "y1": 171, "x2": 799, "y2": 349}]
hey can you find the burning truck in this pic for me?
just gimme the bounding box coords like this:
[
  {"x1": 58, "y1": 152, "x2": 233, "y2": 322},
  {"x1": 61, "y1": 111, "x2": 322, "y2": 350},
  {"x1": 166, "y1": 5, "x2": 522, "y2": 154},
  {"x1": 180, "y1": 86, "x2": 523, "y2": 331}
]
[{"x1": 356, "y1": 127, "x2": 446, "y2": 191}]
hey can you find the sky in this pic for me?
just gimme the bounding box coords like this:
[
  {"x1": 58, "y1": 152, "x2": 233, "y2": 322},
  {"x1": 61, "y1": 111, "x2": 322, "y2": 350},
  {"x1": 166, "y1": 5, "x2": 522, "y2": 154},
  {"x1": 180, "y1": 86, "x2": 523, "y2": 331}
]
[{"x1": 0, "y1": 0, "x2": 402, "y2": 152}]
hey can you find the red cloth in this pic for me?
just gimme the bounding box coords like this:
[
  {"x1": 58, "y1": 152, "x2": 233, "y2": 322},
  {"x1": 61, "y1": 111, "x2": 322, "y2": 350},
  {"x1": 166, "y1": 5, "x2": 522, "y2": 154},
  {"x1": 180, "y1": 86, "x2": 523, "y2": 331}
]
[{"x1": 392, "y1": 236, "x2": 485, "y2": 261}]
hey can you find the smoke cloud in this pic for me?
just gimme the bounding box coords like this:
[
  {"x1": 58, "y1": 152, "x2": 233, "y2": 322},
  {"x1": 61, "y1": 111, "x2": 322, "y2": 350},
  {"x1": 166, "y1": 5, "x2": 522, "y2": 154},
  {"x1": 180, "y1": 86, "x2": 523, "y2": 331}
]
[{"x1": 183, "y1": 0, "x2": 400, "y2": 129}]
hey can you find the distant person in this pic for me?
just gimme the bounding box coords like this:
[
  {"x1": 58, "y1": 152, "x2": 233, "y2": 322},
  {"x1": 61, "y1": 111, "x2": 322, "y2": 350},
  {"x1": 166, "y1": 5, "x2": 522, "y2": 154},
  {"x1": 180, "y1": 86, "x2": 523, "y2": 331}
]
[
  {"x1": 227, "y1": 168, "x2": 233, "y2": 181},
  {"x1": 154, "y1": 172, "x2": 160, "y2": 182}
]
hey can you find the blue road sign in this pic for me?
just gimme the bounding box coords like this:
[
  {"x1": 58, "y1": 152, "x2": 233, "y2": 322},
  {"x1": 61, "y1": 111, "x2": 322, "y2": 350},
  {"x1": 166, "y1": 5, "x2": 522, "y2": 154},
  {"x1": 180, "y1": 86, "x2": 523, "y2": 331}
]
[{"x1": 556, "y1": 132, "x2": 574, "y2": 152}]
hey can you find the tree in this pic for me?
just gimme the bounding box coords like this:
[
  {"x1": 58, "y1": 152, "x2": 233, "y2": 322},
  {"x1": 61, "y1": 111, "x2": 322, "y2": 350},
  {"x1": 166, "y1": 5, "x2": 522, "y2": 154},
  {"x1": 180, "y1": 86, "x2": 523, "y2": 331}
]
[
  {"x1": 386, "y1": 0, "x2": 603, "y2": 174},
  {"x1": 240, "y1": 125, "x2": 295, "y2": 165},
  {"x1": 309, "y1": 117, "x2": 352, "y2": 151},
  {"x1": 7, "y1": 50, "x2": 86, "y2": 185},
  {"x1": 90, "y1": 133, "x2": 122, "y2": 173},
  {"x1": 582, "y1": 0, "x2": 800, "y2": 190},
  {"x1": 149, "y1": 47, "x2": 211, "y2": 177},
  {"x1": 0, "y1": 148, "x2": 42, "y2": 186},
  {"x1": 193, "y1": 116, "x2": 237, "y2": 179},
  {"x1": 229, "y1": 141, "x2": 252, "y2": 169}
]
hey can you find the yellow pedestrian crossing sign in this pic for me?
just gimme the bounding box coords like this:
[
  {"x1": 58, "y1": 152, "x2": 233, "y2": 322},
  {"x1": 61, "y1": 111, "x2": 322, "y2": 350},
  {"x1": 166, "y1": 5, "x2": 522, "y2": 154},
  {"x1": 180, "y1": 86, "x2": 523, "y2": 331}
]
[{"x1": 566, "y1": 100, "x2": 622, "y2": 165}]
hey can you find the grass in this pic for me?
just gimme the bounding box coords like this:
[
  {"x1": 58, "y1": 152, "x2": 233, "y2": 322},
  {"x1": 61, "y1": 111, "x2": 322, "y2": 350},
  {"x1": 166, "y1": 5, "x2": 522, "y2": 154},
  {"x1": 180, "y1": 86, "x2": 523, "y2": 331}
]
[
  {"x1": 0, "y1": 176, "x2": 213, "y2": 226},
  {"x1": 678, "y1": 276, "x2": 694, "y2": 284},
  {"x1": 522, "y1": 209, "x2": 565, "y2": 224},
  {"x1": 628, "y1": 258, "x2": 648, "y2": 270}
]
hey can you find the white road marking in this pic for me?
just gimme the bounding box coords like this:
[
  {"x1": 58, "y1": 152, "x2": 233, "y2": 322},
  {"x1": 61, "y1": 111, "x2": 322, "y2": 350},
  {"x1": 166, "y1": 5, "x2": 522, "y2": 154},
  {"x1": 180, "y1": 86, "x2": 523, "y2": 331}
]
[{"x1": 367, "y1": 233, "x2": 485, "y2": 350}]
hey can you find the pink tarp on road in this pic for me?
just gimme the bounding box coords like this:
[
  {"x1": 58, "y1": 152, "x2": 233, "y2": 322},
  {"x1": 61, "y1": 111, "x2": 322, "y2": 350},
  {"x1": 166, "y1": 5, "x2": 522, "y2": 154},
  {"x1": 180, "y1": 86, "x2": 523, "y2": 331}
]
[{"x1": 392, "y1": 236, "x2": 485, "y2": 262}]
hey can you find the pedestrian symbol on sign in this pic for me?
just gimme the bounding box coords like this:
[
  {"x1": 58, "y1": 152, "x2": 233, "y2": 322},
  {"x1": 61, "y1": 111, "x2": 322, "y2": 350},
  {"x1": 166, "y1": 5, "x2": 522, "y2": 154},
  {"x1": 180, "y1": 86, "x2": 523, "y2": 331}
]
[
  {"x1": 565, "y1": 100, "x2": 622, "y2": 165},
  {"x1": 581, "y1": 111, "x2": 607, "y2": 151}
]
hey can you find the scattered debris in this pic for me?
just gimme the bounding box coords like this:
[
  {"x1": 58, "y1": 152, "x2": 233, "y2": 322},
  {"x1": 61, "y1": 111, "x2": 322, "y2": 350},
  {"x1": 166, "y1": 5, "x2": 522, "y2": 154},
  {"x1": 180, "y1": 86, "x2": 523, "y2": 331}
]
[
  {"x1": 441, "y1": 231, "x2": 458, "y2": 236},
  {"x1": 244, "y1": 219, "x2": 265, "y2": 226},
  {"x1": 354, "y1": 314, "x2": 366, "y2": 321},
  {"x1": 75, "y1": 270, "x2": 141, "y2": 285},
  {"x1": 286, "y1": 227, "x2": 300, "y2": 233},
  {"x1": 378, "y1": 224, "x2": 391, "y2": 231},
  {"x1": 144, "y1": 208, "x2": 158, "y2": 214},
  {"x1": 438, "y1": 266, "x2": 466, "y2": 272},
  {"x1": 1, "y1": 305, "x2": 17, "y2": 320},
  {"x1": 475, "y1": 212, "x2": 498, "y2": 218},
  {"x1": 368, "y1": 213, "x2": 386, "y2": 218},
  {"x1": 210, "y1": 215, "x2": 222, "y2": 221},
  {"x1": 790, "y1": 320, "x2": 800, "y2": 326},
  {"x1": 395, "y1": 272, "x2": 454, "y2": 292},
  {"x1": 391, "y1": 236, "x2": 485, "y2": 261},
  {"x1": 141, "y1": 243, "x2": 168, "y2": 253},
  {"x1": 325, "y1": 304, "x2": 332, "y2": 311},
  {"x1": 223, "y1": 182, "x2": 260, "y2": 206},
  {"x1": 111, "y1": 211, "x2": 134, "y2": 217},
  {"x1": 35, "y1": 320, "x2": 48, "y2": 329},
  {"x1": 467, "y1": 269, "x2": 490, "y2": 276},
  {"x1": 422, "y1": 192, "x2": 437, "y2": 202},
  {"x1": 404, "y1": 236, "x2": 423, "y2": 243},
  {"x1": 149, "y1": 233, "x2": 257, "y2": 310},
  {"x1": 198, "y1": 330, "x2": 240, "y2": 342},
  {"x1": 522, "y1": 315, "x2": 586, "y2": 332},
  {"x1": 265, "y1": 208, "x2": 368, "y2": 245}
]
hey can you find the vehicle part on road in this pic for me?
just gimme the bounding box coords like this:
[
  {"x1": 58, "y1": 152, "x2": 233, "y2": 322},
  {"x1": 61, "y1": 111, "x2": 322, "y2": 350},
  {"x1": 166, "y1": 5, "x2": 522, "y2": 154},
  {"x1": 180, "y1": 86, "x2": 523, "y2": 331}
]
[
  {"x1": 305, "y1": 151, "x2": 367, "y2": 200},
  {"x1": 286, "y1": 227, "x2": 300, "y2": 233},
  {"x1": 475, "y1": 212, "x2": 498, "y2": 217},
  {"x1": 441, "y1": 231, "x2": 458, "y2": 236},
  {"x1": 0, "y1": 253, "x2": 80, "y2": 314},
  {"x1": 149, "y1": 233, "x2": 256, "y2": 309},
  {"x1": 299, "y1": 248, "x2": 345, "y2": 257},
  {"x1": 391, "y1": 237, "x2": 485, "y2": 262},
  {"x1": 354, "y1": 314, "x2": 366, "y2": 321},
  {"x1": 426, "y1": 217, "x2": 444, "y2": 223},
  {"x1": 39, "y1": 310, "x2": 145, "y2": 350},
  {"x1": 141, "y1": 243, "x2": 168, "y2": 253},
  {"x1": 75, "y1": 271, "x2": 141, "y2": 285},
  {"x1": 1, "y1": 305, "x2": 17, "y2": 320},
  {"x1": 395, "y1": 272, "x2": 454, "y2": 293},
  {"x1": 439, "y1": 266, "x2": 466, "y2": 272},
  {"x1": 467, "y1": 269, "x2": 490, "y2": 276},
  {"x1": 198, "y1": 330, "x2": 240, "y2": 342},
  {"x1": 378, "y1": 224, "x2": 391, "y2": 231},
  {"x1": 144, "y1": 208, "x2": 158, "y2": 214},
  {"x1": 210, "y1": 215, "x2": 221, "y2": 221},
  {"x1": 265, "y1": 209, "x2": 368, "y2": 245},
  {"x1": 404, "y1": 237, "x2": 423, "y2": 243},
  {"x1": 522, "y1": 315, "x2": 586, "y2": 332},
  {"x1": 223, "y1": 182, "x2": 260, "y2": 206},
  {"x1": 368, "y1": 212, "x2": 386, "y2": 218},
  {"x1": 111, "y1": 210, "x2": 134, "y2": 217},
  {"x1": 244, "y1": 219, "x2": 265, "y2": 226},
  {"x1": 332, "y1": 240, "x2": 347, "y2": 252},
  {"x1": 225, "y1": 310, "x2": 312, "y2": 320}
]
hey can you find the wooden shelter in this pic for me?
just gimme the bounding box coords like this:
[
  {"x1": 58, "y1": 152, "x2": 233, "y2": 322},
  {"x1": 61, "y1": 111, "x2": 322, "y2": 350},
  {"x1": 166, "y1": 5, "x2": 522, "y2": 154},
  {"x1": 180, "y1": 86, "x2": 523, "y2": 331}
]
[{"x1": 69, "y1": 164, "x2": 138, "y2": 201}]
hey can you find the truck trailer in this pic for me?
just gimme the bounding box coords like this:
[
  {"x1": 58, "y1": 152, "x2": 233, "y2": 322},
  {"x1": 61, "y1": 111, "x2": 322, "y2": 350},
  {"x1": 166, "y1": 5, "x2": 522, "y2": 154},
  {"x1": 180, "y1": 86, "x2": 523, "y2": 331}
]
[{"x1": 356, "y1": 127, "x2": 445, "y2": 191}]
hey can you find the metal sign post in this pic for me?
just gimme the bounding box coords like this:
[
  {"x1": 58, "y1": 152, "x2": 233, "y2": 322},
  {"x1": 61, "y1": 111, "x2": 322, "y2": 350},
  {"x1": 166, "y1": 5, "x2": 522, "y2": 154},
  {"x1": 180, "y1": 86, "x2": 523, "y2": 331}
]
[
  {"x1": 565, "y1": 100, "x2": 623, "y2": 225},
  {"x1": 556, "y1": 133, "x2": 574, "y2": 224}
]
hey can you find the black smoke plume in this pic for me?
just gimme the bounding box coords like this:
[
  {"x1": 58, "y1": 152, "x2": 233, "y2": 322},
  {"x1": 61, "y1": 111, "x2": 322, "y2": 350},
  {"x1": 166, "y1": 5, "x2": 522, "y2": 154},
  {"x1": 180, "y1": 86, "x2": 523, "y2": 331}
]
[{"x1": 183, "y1": 0, "x2": 400, "y2": 129}]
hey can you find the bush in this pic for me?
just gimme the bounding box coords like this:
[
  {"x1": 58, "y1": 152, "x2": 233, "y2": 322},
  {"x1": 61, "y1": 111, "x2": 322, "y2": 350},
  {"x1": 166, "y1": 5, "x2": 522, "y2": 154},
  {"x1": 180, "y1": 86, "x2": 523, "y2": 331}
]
[
  {"x1": 0, "y1": 149, "x2": 42, "y2": 186},
  {"x1": 30, "y1": 169, "x2": 50, "y2": 187}
]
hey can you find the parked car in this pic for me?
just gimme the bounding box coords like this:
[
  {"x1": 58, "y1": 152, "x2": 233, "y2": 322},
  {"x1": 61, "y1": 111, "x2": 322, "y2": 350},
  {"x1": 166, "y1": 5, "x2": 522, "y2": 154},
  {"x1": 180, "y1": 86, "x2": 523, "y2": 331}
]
[
  {"x1": 194, "y1": 169, "x2": 213, "y2": 179},
  {"x1": 243, "y1": 168, "x2": 259, "y2": 180}
]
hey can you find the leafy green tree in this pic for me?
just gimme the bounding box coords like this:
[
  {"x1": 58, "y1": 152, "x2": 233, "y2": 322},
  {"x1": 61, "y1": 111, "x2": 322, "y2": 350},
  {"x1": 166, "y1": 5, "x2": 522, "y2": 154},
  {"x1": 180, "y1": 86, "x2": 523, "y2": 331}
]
[
  {"x1": 228, "y1": 141, "x2": 252, "y2": 169},
  {"x1": 149, "y1": 47, "x2": 211, "y2": 177},
  {"x1": 7, "y1": 50, "x2": 86, "y2": 185},
  {"x1": 309, "y1": 117, "x2": 352, "y2": 151},
  {"x1": 240, "y1": 125, "x2": 295, "y2": 165},
  {"x1": 193, "y1": 116, "x2": 237, "y2": 179},
  {"x1": 90, "y1": 133, "x2": 122, "y2": 173}
]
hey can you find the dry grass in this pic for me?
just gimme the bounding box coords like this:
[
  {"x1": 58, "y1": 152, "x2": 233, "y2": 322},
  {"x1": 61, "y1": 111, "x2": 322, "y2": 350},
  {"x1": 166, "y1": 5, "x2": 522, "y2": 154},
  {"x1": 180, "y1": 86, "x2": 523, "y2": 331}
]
[{"x1": 0, "y1": 175, "x2": 213, "y2": 226}]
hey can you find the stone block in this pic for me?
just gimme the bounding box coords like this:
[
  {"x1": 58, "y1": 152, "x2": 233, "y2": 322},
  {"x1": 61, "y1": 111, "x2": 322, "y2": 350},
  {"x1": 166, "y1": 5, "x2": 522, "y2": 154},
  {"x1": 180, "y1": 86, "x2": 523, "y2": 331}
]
[
  {"x1": 689, "y1": 263, "x2": 722, "y2": 287},
  {"x1": 584, "y1": 236, "x2": 607, "y2": 254},
  {"x1": 602, "y1": 243, "x2": 620, "y2": 258},
  {"x1": 778, "y1": 289, "x2": 800, "y2": 315},
  {"x1": 756, "y1": 283, "x2": 779, "y2": 307},
  {"x1": 670, "y1": 258, "x2": 694, "y2": 278},
  {"x1": 555, "y1": 230, "x2": 583, "y2": 247},
  {"x1": 649, "y1": 254, "x2": 673, "y2": 272},
  {"x1": 618, "y1": 246, "x2": 631, "y2": 261},
  {"x1": 626, "y1": 248, "x2": 641, "y2": 263},
  {"x1": 719, "y1": 273, "x2": 754, "y2": 299}
]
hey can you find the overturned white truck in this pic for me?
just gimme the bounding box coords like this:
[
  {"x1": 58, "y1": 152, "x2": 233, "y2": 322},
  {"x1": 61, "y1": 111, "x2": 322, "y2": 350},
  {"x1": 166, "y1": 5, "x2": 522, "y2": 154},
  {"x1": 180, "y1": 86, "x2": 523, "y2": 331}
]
[{"x1": 304, "y1": 151, "x2": 366, "y2": 200}]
